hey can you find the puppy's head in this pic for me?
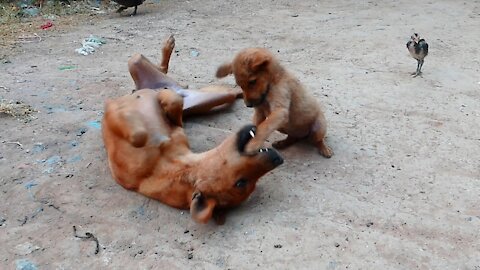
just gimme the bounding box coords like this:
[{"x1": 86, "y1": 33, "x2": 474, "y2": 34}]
[
  {"x1": 190, "y1": 124, "x2": 283, "y2": 224},
  {"x1": 217, "y1": 48, "x2": 279, "y2": 108}
]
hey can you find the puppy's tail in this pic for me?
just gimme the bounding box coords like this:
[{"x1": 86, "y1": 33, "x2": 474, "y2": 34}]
[{"x1": 216, "y1": 62, "x2": 233, "y2": 78}]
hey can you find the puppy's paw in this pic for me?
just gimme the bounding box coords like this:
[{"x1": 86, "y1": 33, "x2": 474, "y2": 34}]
[
  {"x1": 318, "y1": 145, "x2": 333, "y2": 158},
  {"x1": 245, "y1": 139, "x2": 263, "y2": 154}
]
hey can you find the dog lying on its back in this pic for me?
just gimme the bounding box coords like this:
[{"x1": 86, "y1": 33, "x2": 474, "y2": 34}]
[
  {"x1": 102, "y1": 89, "x2": 283, "y2": 224},
  {"x1": 216, "y1": 48, "x2": 333, "y2": 158}
]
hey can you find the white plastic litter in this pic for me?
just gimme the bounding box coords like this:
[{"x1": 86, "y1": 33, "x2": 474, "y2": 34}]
[{"x1": 75, "y1": 35, "x2": 106, "y2": 56}]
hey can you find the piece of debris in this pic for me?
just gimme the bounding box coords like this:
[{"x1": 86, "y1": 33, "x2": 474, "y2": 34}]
[
  {"x1": 274, "y1": 244, "x2": 282, "y2": 248},
  {"x1": 0, "y1": 99, "x2": 37, "y2": 122},
  {"x1": 40, "y1": 21, "x2": 53, "y2": 30},
  {"x1": 15, "y1": 259, "x2": 37, "y2": 270},
  {"x1": 73, "y1": 225, "x2": 100, "y2": 255},
  {"x1": 15, "y1": 242, "x2": 41, "y2": 256},
  {"x1": 76, "y1": 127, "x2": 88, "y2": 137},
  {"x1": 75, "y1": 35, "x2": 106, "y2": 56},
  {"x1": 58, "y1": 65, "x2": 76, "y2": 71},
  {"x1": 190, "y1": 49, "x2": 200, "y2": 57},
  {"x1": 3, "y1": 141, "x2": 24, "y2": 149},
  {"x1": 334, "y1": 242, "x2": 340, "y2": 248},
  {"x1": 187, "y1": 253, "x2": 193, "y2": 259},
  {"x1": 366, "y1": 221, "x2": 374, "y2": 227}
]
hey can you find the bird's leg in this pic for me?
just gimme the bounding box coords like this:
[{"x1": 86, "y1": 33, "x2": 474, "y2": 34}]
[
  {"x1": 418, "y1": 60, "x2": 424, "y2": 74},
  {"x1": 412, "y1": 59, "x2": 421, "y2": 77},
  {"x1": 131, "y1": 5, "x2": 137, "y2": 16}
]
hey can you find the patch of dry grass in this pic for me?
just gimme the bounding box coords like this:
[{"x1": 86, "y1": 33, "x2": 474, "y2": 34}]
[{"x1": 0, "y1": 99, "x2": 37, "y2": 122}]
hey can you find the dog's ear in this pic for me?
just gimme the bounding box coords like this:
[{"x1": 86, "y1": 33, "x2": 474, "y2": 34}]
[
  {"x1": 216, "y1": 62, "x2": 233, "y2": 78},
  {"x1": 249, "y1": 52, "x2": 270, "y2": 72},
  {"x1": 190, "y1": 191, "x2": 217, "y2": 224}
]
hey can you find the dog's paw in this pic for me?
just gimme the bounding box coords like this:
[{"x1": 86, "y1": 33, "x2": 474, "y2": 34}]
[{"x1": 164, "y1": 35, "x2": 175, "y2": 52}]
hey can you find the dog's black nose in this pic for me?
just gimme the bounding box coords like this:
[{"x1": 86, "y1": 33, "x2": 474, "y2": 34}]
[{"x1": 266, "y1": 148, "x2": 284, "y2": 167}]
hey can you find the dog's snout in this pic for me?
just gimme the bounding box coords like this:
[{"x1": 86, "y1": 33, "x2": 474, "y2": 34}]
[{"x1": 262, "y1": 148, "x2": 283, "y2": 167}]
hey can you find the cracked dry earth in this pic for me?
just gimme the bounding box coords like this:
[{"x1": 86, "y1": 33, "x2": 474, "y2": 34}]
[{"x1": 1, "y1": 0, "x2": 479, "y2": 269}]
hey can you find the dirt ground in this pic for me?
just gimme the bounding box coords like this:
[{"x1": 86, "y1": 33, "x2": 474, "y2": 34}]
[{"x1": 1, "y1": 0, "x2": 479, "y2": 269}]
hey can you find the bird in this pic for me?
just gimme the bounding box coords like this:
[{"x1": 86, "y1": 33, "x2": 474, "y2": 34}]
[
  {"x1": 111, "y1": 0, "x2": 145, "y2": 16},
  {"x1": 406, "y1": 33, "x2": 429, "y2": 77}
]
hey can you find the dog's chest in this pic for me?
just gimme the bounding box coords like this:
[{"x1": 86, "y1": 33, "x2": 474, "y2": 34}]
[{"x1": 257, "y1": 103, "x2": 271, "y2": 117}]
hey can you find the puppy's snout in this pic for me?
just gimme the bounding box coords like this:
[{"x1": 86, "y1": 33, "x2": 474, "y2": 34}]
[{"x1": 259, "y1": 148, "x2": 283, "y2": 167}]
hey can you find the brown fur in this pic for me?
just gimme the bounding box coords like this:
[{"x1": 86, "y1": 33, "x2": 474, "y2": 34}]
[
  {"x1": 216, "y1": 48, "x2": 333, "y2": 157},
  {"x1": 102, "y1": 38, "x2": 283, "y2": 224}
]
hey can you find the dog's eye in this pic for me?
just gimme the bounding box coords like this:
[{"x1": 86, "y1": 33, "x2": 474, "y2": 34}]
[
  {"x1": 235, "y1": 178, "x2": 248, "y2": 188},
  {"x1": 248, "y1": 79, "x2": 257, "y2": 86}
]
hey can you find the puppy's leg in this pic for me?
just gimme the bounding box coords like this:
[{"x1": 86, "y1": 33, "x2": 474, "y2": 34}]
[
  {"x1": 272, "y1": 136, "x2": 300, "y2": 149},
  {"x1": 157, "y1": 89, "x2": 184, "y2": 127},
  {"x1": 252, "y1": 109, "x2": 266, "y2": 126},
  {"x1": 159, "y1": 35, "x2": 175, "y2": 74},
  {"x1": 245, "y1": 108, "x2": 288, "y2": 153},
  {"x1": 310, "y1": 113, "x2": 333, "y2": 158}
]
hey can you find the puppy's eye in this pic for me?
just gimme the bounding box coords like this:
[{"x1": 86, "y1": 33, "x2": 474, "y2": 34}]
[
  {"x1": 248, "y1": 79, "x2": 257, "y2": 86},
  {"x1": 235, "y1": 178, "x2": 248, "y2": 188}
]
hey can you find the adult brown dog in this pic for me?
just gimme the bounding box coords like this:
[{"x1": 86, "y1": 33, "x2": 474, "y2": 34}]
[
  {"x1": 102, "y1": 37, "x2": 283, "y2": 224},
  {"x1": 216, "y1": 48, "x2": 333, "y2": 158}
]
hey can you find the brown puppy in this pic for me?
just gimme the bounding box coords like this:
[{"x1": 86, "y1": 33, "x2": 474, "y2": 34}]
[
  {"x1": 102, "y1": 89, "x2": 283, "y2": 224},
  {"x1": 216, "y1": 48, "x2": 333, "y2": 157},
  {"x1": 129, "y1": 35, "x2": 243, "y2": 116}
]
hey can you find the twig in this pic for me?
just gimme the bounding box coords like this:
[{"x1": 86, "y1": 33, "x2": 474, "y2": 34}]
[
  {"x1": 3, "y1": 141, "x2": 23, "y2": 148},
  {"x1": 73, "y1": 226, "x2": 100, "y2": 255},
  {"x1": 0, "y1": 86, "x2": 8, "y2": 91}
]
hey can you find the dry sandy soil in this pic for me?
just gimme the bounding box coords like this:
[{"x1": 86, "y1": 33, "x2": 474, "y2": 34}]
[{"x1": 1, "y1": 0, "x2": 479, "y2": 269}]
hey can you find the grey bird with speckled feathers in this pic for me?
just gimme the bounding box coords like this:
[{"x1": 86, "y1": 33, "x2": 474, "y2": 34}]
[{"x1": 406, "y1": 33, "x2": 429, "y2": 77}]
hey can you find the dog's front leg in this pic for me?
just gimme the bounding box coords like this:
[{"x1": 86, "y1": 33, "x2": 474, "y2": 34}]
[{"x1": 245, "y1": 109, "x2": 288, "y2": 153}]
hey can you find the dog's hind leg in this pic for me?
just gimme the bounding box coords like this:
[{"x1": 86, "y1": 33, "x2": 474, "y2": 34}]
[
  {"x1": 309, "y1": 114, "x2": 333, "y2": 158},
  {"x1": 182, "y1": 85, "x2": 241, "y2": 116},
  {"x1": 272, "y1": 135, "x2": 301, "y2": 149},
  {"x1": 128, "y1": 53, "x2": 182, "y2": 91},
  {"x1": 159, "y1": 35, "x2": 175, "y2": 74}
]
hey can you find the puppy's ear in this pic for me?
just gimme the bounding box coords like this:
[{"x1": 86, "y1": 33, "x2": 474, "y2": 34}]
[
  {"x1": 249, "y1": 52, "x2": 270, "y2": 72},
  {"x1": 216, "y1": 62, "x2": 233, "y2": 78},
  {"x1": 190, "y1": 191, "x2": 217, "y2": 224}
]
